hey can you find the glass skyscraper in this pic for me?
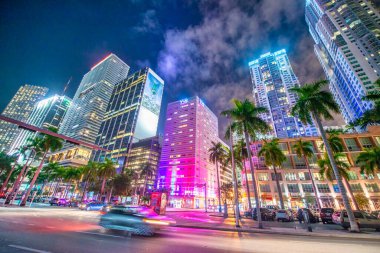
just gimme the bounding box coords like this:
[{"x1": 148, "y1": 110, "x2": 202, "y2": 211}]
[
  {"x1": 0, "y1": 84, "x2": 48, "y2": 153},
  {"x1": 249, "y1": 50, "x2": 319, "y2": 138},
  {"x1": 51, "y1": 54, "x2": 129, "y2": 167},
  {"x1": 92, "y1": 67, "x2": 164, "y2": 170},
  {"x1": 305, "y1": 0, "x2": 380, "y2": 124},
  {"x1": 9, "y1": 95, "x2": 72, "y2": 154}
]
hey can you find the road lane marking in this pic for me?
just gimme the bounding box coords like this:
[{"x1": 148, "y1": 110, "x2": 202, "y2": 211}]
[
  {"x1": 28, "y1": 223, "x2": 36, "y2": 226},
  {"x1": 46, "y1": 226, "x2": 56, "y2": 229},
  {"x1": 8, "y1": 244, "x2": 52, "y2": 253},
  {"x1": 75, "y1": 231, "x2": 123, "y2": 238}
]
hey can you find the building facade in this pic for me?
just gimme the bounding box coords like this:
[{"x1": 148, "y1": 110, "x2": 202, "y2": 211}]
[
  {"x1": 249, "y1": 50, "x2": 319, "y2": 138},
  {"x1": 157, "y1": 97, "x2": 221, "y2": 209},
  {"x1": 92, "y1": 67, "x2": 164, "y2": 169},
  {"x1": 305, "y1": 0, "x2": 380, "y2": 124},
  {"x1": 126, "y1": 136, "x2": 161, "y2": 193},
  {"x1": 9, "y1": 95, "x2": 72, "y2": 154},
  {"x1": 241, "y1": 126, "x2": 380, "y2": 211},
  {"x1": 51, "y1": 54, "x2": 129, "y2": 167},
  {"x1": 0, "y1": 84, "x2": 48, "y2": 153}
]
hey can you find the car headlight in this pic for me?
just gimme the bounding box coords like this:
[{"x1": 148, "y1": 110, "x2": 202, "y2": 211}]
[{"x1": 143, "y1": 219, "x2": 169, "y2": 226}]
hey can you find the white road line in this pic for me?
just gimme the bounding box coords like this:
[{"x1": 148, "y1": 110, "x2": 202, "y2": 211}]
[
  {"x1": 75, "y1": 231, "x2": 123, "y2": 238},
  {"x1": 8, "y1": 244, "x2": 52, "y2": 253},
  {"x1": 28, "y1": 223, "x2": 36, "y2": 226}
]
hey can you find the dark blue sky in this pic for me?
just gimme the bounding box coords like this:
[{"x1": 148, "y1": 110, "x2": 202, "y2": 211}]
[{"x1": 0, "y1": 0, "x2": 346, "y2": 133}]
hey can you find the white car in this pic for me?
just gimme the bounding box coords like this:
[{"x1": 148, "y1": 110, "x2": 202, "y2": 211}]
[{"x1": 276, "y1": 209, "x2": 294, "y2": 222}]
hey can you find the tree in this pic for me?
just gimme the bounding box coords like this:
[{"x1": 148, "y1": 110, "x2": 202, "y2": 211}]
[
  {"x1": 354, "y1": 193, "x2": 370, "y2": 211},
  {"x1": 318, "y1": 152, "x2": 359, "y2": 210},
  {"x1": 321, "y1": 132, "x2": 344, "y2": 153},
  {"x1": 222, "y1": 99, "x2": 270, "y2": 229},
  {"x1": 0, "y1": 151, "x2": 16, "y2": 191},
  {"x1": 20, "y1": 127, "x2": 63, "y2": 206},
  {"x1": 80, "y1": 161, "x2": 99, "y2": 201},
  {"x1": 258, "y1": 139, "x2": 286, "y2": 209},
  {"x1": 97, "y1": 158, "x2": 117, "y2": 201},
  {"x1": 234, "y1": 139, "x2": 252, "y2": 210},
  {"x1": 208, "y1": 141, "x2": 227, "y2": 213},
  {"x1": 290, "y1": 80, "x2": 360, "y2": 232},
  {"x1": 292, "y1": 139, "x2": 322, "y2": 210},
  {"x1": 111, "y1": 170, "x2": 133, "y2": 196},
  {"x1": 356, "y1": 146, "x2": 380, "y2": 177},
  {"x1": 140, "y1": 163, "x2": 155, "y2": 197}
]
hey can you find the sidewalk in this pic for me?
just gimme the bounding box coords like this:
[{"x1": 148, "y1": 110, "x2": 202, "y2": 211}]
[{"x1": 169, "y1": 211, "x2": 380, "y2": 240}]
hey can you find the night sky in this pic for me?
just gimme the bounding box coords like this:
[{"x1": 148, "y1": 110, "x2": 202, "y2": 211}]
[{"x1": 0, "y1": 0, "x2": 346, "y2": 135}]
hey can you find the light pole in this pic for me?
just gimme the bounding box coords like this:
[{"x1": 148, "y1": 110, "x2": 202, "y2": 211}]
[
  {"x1": 228, "y1": 118, "x2": 240, "y2": 228},
  {"x1": 204, "y1": 182, "x2": 207, "y2": 213}
]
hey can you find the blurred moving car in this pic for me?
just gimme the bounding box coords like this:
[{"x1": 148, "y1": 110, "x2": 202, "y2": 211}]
[
  {"x1": 49, "y1": 198, "x2": 67, "y2": 206},
  {"x1": 340, "y1": 210, "x2": 380, "y2": 231},
  {"x1": 99, "y1": 206, "x2": 175, "y2": 236},
  {"x1": 332, "y1": 211, "x2": 341, "y2": 224},
  {"x1": 79, "y1": 202, "x2": 105, "y2": 211},
  {"x1": 275, "y1": 209, "x2": 294, "y2": 222},
  {"x1": 320, "y1": 208, "x2": 334, "y2": 224}
]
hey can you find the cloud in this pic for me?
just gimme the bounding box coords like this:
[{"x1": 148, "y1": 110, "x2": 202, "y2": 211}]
[
  {"x1": 133, "y1": 9, "x2": 161, "y2": 34},
  {"x1": 157, "y1": 0, "x2": 342, "y2": 132}
]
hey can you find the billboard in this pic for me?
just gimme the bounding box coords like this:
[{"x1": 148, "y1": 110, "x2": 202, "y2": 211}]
[{"x1": 134, "y1": 69, "x2": 164, "y2": 141}]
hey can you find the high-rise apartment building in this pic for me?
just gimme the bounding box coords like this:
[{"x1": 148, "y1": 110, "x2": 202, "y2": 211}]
[
  {"x1": 126, "y1": 136, "x2": 161, "y2": 193},
  {"x1": 51, "y1": 54, "x2": 129, "y2": 167},
  {"x1": 0, "y1": 84, "x2": 48, "y2": 152},
  {"x1": 92, "y1": 67, "x2": 164, "y2": 169},
  {"x1": 249, "y1": 50, "x2": 319, "y2": 138},
  {"x1": 305, "y1": 0, "x2": 380, "y2": 124},
  {"x1": 157, "y1": 97, "x2": 220, "y2": 209},
  {"x1": 9, "y1": 95, "x2": 71, "y2": 154}
]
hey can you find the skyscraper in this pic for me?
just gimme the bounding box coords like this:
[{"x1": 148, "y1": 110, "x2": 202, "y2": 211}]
[
  {"x1": 51, "y1": 54, "x2": 129, "y2": 167},
  {"x1": 157, "y1": 97, "x2": 220, "y2": 209},
  {"x1": 92, "y1": 67, "x2": 164, "y2": 169},
  {"x1": 305, "y1": 0, "x2": 380, "y2": 124},
  {"x1": 249, "y1": 50, "x2": 319, "y2": 138},
  {"x1": 9, "y1": 95, "x2": 72, "y2": 154},
  {"x1": 0, "y1": 84, "x2": 48, "y2": 152}
]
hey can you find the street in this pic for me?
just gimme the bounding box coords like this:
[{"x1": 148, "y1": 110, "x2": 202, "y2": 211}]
[{"x1": 0, "y1": 207, "x2": 379, "y2": 253}]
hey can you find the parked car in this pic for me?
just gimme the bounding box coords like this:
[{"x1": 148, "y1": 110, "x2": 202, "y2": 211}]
[
  {"x1": 0, "y1": 192, "x2": 6, "y2": 199},
  {"x1": 370, "y1": 211, "x2": 380, "y2": 219},
  {"x1": 340, "y1": 210, "x2": 380, "y2": 231},
  {"x1": 251, "y1": 208, "x2": 275, "y2": 221},
  {"x1": 266, "y1": 205, "x2": 280, "y2": 212},
  {"x1": 79, "y1": 202, "x2": 105, "y2": 211},
  {"x1": 275, "y1": 209, "x2": 294, "y2": 222},
  {"x1": 99, "y1": 206, "x2": 175, "y2": 236},
  {"x1": 320, "y1": 208, "x2": 334, "y2": 224},
  {"x1": 332, "y1": 211, "x2": 341, "y2": 224},
  {"x1": 297, "y1": 208, "x2": 319, "y2": 223},
  {"x1": 49, "y1": 198, "x2": 67, "y2": 206}
]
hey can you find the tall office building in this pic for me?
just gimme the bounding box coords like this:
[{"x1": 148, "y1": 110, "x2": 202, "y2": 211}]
[
  {"x1": 0, "y1": 84, "x2": 48, "y2": 152},
  {"x1": 305, "y1": 0, "x2": 380, "y2": 124},
  {"x1": 9, "y1": 95, "x2": 72, "y2": 154},
  {"x1": 249, "y1": 50, "x2": 319, "y2": 138},
  {"x1": 126, "y1": 136, "x2": 161, "y2": 193},
  {"x1": 51, "y1": 54, "x2": 129, "y2": 167},
  {"x1": 92, "y1": 67, "x2": 164, "y2": 169},
  {"x1": 157, "y1": 97, "x2": 220, "y2": 209}
]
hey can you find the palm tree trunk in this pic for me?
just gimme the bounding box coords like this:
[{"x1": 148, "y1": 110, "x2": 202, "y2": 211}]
[
  {"x1": 20, "y1": 152, "x2": 47, "y2": 206},
  {"x1": 243, "y1": 130, "x2": 263, "y2": 229},
  {"x1": 242, "y1": 159, "x2": 252, "y2": 210},
  {"x1": 343, "y1": 178, "x2": 360, "y2": 210},
  {"x1": 100, "y1": 177, "x2": 106, "y2": 201},
  {"x1": 273, "y1": 166, "x2": 285, "y2": 209},
  {"x1": 143, "y1": 174, "x2": 148, "y2": 197},
  {"x1": 81, "y1": 177, "x2": 90, "y2": 201},
  {"x1": 216, "y1": 161, "x2": 222, "y2": 213},
  {"x1": 304, "y1": 156, "x2": 322, "y2": 210},
  {"x1": 314, "y1": 113, "x2": 359, "y2": 232},
  {"x1": 1, "y1": 153, "x2": 21, "y2": 192}
]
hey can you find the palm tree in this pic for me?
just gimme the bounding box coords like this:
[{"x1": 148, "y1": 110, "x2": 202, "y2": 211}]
[
  {"x1": 20, "y1": 127, "x2": 63, "y2": 206},
  {"x1": 293, "y1": 139, "x2": 322, "y2": 210},
  {"x1": 356, "y1": 146, "x2": 380, "y2": 177},
  {"x1": 318, "y1": 153, "x2": 359, "y2": 210},
  {"x1": 62, "y1": 167, "x2": 82, "y2": 198},
  {"x1": 258, "y1": 139, "x2": 286, "y2": 209},
  {"x1": 0, "y1": 151, "x2": 16, "y2": 192},
  {"x1": 222, "y1": 99, "x2": 270, "y2": 229},
  {"x1": 290, "y1": 80, "x2": 359, "y2": 232},
  {"x1": 234, "y1": 139, "x2": 252, "y2": 210},
  {"x1": 208, "y1": 141, "x2": 227, "y2": 213},
  {"x1": 140, "y1": 163, "x2": 154, "y2": 197},
  {"x1": 80, "y1": 161, "x2": 99, "y2": 201},
  {"x1": 321, "y1": 132, "x2": 344, "y2": 153},
  {"x1": 97, "y1": 158, "x2": 117, "y2": 201},
  {"x1": 353, "y1": 79, "x2": 380, "y2": 128}
]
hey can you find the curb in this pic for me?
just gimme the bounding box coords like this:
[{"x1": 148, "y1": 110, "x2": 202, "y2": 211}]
[{"x1": 172, "y1": 224, "x2": 380, "y2": 241}]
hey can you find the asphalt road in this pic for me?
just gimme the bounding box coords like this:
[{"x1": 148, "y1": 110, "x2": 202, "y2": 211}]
[{"x1": 0, "y1": 207, "x2": 379, "y2": 253}]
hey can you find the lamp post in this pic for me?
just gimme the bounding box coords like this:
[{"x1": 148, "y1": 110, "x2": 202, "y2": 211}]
[{"x1": 228, "y1": 118, "x2": 240, "y2": 228}]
